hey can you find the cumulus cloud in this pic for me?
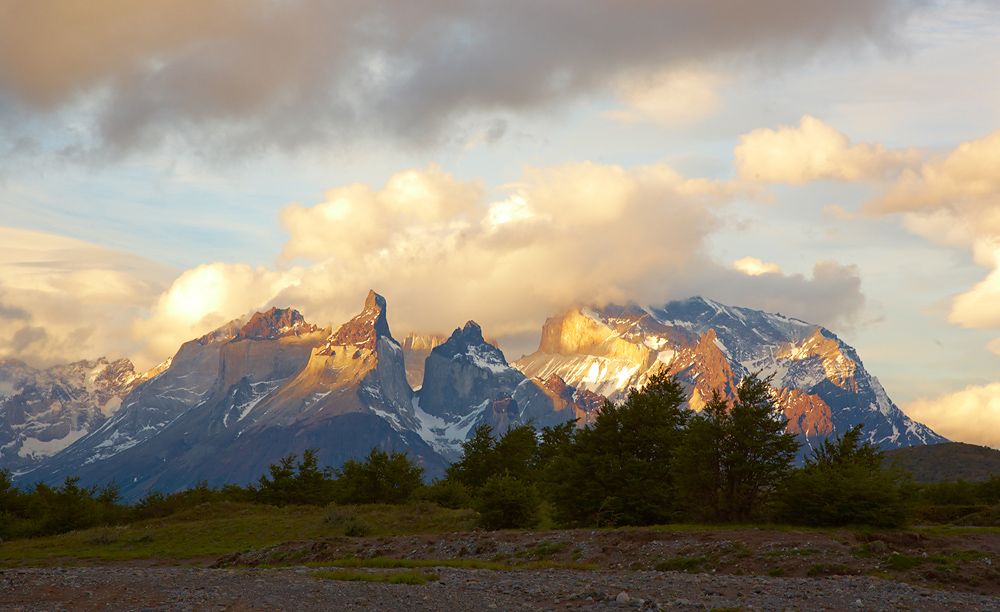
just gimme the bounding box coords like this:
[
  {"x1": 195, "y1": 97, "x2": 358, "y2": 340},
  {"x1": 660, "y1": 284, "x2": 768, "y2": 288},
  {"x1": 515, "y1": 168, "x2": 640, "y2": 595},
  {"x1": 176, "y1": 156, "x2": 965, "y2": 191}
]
[
  {"x1": 0, "y1": 226, "x2": 178, "y2": 368},
  {"x1": 904, "y1": 384, "x2": 1000, "y2": 448},
  {"x1": 735, "y1": 115, "x2": 921, "y2": 184},
  {"x1": 864, "y1": 130, "x2": 1000, "y2": 330},
  {"x1": 129, "y1": 262, "x2": 303, "y2": 368},
  {"x1": 122, "y1": 161, "x2": 869, "y2": 366},
  {"x1": 0, "y1": 0, "x2": 921, "y2": 157}
]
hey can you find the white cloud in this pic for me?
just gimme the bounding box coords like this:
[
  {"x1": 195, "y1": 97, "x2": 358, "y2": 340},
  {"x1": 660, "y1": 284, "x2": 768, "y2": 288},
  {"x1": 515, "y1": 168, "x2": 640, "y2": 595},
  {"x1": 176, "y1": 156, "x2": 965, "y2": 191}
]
[
  {"x1": 733, "y1": 256, "x2": 782, "y2": 276},
  {"x1": 735, "y1": 115, "x2": 921, "y2": 184},
  {"x1": 604, "y1": 70, "x2": 725, "y2": 127},
  {"x1": 124, "y1": 161, "x2": 866, "y2": 365},
  {"x1": 865, "y1": 130, "x2": 1000, "y2": 330},
  {"x1": 130, "y1": 262, "x2": 302, "y2": 368},
  {"x1": 0, "y1": 0, "x2": 924, "y2": 158},
  {"x1": 0, "y1": 226, "x2": 177, "y2": 368},
  {"x1": 904, "y1": 384, "x2": 1000, "y2": 448}
]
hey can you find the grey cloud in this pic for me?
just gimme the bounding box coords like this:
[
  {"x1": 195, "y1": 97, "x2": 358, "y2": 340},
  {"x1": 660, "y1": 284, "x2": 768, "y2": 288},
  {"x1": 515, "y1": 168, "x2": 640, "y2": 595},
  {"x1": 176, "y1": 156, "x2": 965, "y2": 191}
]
[
  {"x1": 0, "y1": 0, "x2": 922, "y2": 157},
  {"x1": 664, "y1": 260, "x2": 866, "y2": 334},
  {"x1": 0, "y1": 300, "x2": 29, "y2": 321},
  {"x1": 11, "y1": 325, "x2": 47, "y2": 353}
]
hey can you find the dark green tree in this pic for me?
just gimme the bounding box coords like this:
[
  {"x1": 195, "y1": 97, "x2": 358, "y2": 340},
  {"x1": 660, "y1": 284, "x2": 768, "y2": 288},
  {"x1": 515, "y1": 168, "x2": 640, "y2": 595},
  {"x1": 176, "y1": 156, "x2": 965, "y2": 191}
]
[
  {"x1": 444, "y1": 423, "x2": 497, "y2": 490},
  {"x1": 547, "y1": 370, "x2": 690, "y2": 526},
  {"x1": 773, "y1": 424, "x2": 906, "y2": 527},
  {"x1": 445, "y1": 423, "x2": 540, "y2": 491},
  {"x1": 723, "y1": 373, "x2": 800, "y2": 522},
  {"x1": 673, "y1": 390, "x2": 728, "y2": 522},
  {"x1": 336, "y1": 447, "x2": 425, "y2": 505},
  {"x1": 255, "y1": 448, "x2": 336, "y2": 506}
]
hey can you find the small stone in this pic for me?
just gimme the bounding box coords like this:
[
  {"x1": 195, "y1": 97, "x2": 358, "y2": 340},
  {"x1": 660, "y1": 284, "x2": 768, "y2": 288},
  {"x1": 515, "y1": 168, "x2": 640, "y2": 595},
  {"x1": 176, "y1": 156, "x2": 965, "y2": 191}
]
[{"x1": 616, "y1": 592, "x2": 630, "y2": 604}]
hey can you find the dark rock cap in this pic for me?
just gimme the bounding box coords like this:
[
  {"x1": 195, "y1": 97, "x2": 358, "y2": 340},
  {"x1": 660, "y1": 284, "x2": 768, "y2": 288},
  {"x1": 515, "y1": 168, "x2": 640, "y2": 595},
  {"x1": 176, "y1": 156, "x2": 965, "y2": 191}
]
[
  {"x1": 325, "y1": 290, "x2": 394, "y2": 350},
  {"x1": 235, "y1": 307, "x2": 317, "y2": 341}
]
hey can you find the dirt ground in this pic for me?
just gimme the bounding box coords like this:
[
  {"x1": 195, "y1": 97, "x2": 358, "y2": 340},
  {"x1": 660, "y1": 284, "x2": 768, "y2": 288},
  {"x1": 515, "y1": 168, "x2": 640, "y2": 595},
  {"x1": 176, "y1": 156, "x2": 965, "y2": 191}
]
[{"x1": 215, "y1": 526, "x2": 1000, "y2": 596}]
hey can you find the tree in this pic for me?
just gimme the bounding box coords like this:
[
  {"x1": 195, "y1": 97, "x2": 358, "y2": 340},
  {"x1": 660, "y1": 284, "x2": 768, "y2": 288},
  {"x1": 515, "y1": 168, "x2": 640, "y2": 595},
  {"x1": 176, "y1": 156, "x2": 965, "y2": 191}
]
[
  {"x1": 445, "y1": 423, "x2": 540, "y2": 491},
  {"x1": 547, "y1": 370, "x2": 690, "y2": 526},
  {"x1": 255, "y1": 449, "x2": 336, "y2": 506},
  {"x1": 444, "y1": 423, "x2": 497, "y2": 491},
  {"x1": 673, "y1": 390, "x2": 728, "y2": 522},
  {"x1": 336, "y1": 447, "x2": 425, "y2": 505},
  {"x1": 722, "y1": 373, "x2": 800, "y2": 522},
  {"x1": 673, "y1": 373, "x2": 799, "y2": 523},
  {"x1": 773, "y1": 424, "x2": 907, "y2": 527}
]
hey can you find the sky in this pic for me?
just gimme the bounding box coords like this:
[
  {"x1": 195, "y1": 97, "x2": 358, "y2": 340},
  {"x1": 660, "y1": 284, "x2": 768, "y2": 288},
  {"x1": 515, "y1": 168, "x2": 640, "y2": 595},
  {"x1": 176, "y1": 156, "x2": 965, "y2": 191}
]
[{"x1": 2, "y1": 0, "x2": 1000, "y2": 446}]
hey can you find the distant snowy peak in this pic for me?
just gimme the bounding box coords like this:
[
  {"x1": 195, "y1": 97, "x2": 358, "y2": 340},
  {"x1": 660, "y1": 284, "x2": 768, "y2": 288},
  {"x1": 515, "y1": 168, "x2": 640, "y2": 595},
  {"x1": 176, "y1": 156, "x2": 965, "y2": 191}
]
[
  {"x1": 514, "y1": 296, "x2": 947, "y2": 452},
  {"x1": 647, "y1": 296, "x2": 817, "y2": 359},
  {"x1": 0, "y1": 356, "x2": 148, "y2": 469}
]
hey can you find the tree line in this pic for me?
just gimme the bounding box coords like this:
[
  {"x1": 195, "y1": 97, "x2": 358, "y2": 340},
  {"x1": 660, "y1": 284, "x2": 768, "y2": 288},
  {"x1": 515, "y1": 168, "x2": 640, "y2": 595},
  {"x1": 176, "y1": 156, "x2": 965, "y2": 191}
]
[{"x1": 2, "y1": 371, "x2": 995, "y2": 540}]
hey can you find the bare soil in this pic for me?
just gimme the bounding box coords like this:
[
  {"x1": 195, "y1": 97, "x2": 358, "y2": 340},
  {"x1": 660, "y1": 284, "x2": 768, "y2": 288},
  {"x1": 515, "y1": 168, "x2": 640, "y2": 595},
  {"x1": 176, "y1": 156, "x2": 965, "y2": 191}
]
[
  {"x1": 216, "y1": 526, "x2": 1000, "y2": 596},
  {"x1": 4, "y1": 527, "x2": 1000, "y2": 611}
]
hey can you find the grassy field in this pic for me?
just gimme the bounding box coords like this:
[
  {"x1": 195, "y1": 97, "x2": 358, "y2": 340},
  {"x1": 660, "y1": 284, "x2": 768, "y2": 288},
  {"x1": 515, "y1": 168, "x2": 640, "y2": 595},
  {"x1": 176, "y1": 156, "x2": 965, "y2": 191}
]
[{"x1": 0, "y1": 501, "x2": 476, "y2": 566}]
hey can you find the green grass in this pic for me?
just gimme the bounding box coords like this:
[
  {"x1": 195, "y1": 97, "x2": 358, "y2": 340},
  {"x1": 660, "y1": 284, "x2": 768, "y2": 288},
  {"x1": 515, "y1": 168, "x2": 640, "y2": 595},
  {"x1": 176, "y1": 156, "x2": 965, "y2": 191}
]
[
  {"x1": 312, "y1": 569, "x2": 439, "y2": 584},
  {"x1": 885, "y1": 554, "x2": 924, "y2": 572},
  {"x1": 0, "y1": 501, "x2": 476, "y2": 566}
]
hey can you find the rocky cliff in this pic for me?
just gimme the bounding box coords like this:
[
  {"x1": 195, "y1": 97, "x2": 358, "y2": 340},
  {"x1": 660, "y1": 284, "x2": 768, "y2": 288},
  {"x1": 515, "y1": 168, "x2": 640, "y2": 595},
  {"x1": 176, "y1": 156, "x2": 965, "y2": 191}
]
[{"x1": 514, "y1": 297, "x2": 946, "y2": 453}]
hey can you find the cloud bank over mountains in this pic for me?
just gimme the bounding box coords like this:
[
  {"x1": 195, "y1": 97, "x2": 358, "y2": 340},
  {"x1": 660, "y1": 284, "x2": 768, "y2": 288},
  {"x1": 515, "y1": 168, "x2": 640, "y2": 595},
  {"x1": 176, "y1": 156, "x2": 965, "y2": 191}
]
[
  {"x1": 0, "y1": 0, "x2": 919, "y2": 158},
  {"x1": 3, "y1": 0, "x2": 1000, "y2": 447},
  {"x1": 129, "y1": 158, "x2": 866, "y2": 370}
]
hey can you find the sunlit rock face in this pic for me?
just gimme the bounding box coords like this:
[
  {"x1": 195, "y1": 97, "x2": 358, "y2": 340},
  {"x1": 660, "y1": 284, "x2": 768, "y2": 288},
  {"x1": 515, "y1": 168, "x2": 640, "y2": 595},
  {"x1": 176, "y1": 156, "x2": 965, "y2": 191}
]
[
  {"x1": 400, "y1": 333, "x2": 448, "y2": 389},
  {"x1": 515, "y1": 296, "x2": 947, "y2": 454},
  {"x1": 16, "y1": 293, "x2": 946, "y2": 497},
  {"x1": 0, "y1": 357, "x2": 147, "y2": 471},
  {"x1": 19, "y1": 292, "x2": 444, "y2": 499}
]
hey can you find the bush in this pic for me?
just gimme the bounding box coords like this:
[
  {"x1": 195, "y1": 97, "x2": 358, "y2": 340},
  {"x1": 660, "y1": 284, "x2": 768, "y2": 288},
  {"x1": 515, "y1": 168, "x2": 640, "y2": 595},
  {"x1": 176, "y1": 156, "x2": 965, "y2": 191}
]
[
  {"x1": 475, "y1": 472, "x2": 540, "y2": 530},
  {"x1": 772, "y1": 424, "x2": 906, "y2": 528},
  {"x1": 323, "y1": 504, "x2": 371, "y2": 537},
  {"x1": 412, "y1": 480, "x2": 474, "y2": 509}
]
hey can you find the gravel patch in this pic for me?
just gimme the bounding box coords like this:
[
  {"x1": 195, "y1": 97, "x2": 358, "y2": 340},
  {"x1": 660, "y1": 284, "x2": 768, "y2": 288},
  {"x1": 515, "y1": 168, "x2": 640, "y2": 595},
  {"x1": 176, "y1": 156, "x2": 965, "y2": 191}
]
[{"x1": 2, "y1": 564, "x2": 999, "y2": 611}]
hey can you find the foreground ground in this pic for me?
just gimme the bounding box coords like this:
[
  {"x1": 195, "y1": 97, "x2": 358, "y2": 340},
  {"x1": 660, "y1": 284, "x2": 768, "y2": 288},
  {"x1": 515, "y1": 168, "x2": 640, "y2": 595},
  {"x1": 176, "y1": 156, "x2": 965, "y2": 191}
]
[{"x1": 4, "y1": 520, "x2": 1000, "y2": 611}]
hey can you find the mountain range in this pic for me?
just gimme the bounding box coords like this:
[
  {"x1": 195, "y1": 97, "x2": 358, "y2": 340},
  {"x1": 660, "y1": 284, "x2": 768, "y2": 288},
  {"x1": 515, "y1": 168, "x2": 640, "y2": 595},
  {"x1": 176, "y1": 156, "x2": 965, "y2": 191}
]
[{"x1": 1, "y1": 292, "x2": 946, "y2": 499}]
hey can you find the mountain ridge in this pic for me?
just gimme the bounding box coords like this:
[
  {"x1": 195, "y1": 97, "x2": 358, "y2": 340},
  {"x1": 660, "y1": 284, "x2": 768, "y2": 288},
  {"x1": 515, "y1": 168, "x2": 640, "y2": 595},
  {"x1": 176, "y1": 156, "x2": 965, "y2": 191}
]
[{"x1": 6, "y1": 293, "x2": 947, "y2": 498}]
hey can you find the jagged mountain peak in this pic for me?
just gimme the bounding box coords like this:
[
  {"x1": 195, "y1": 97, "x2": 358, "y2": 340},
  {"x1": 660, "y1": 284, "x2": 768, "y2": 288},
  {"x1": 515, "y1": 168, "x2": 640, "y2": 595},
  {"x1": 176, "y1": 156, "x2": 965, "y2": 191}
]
[
  {"x1": 235, "y1": 307, "x2": 319, "y2": 341},
  {"x1": 432, "y1": 320, "x2": 507, "y2": 370},
  {"x1": 324, "y1": 290, "x2": 393, "y2": 351},
  {"x1": 516, "y1": 296, "x2": 946, "y2": 453},
  {"x1": 455, "y1": 321, "x2": 485, "y2": 344}
]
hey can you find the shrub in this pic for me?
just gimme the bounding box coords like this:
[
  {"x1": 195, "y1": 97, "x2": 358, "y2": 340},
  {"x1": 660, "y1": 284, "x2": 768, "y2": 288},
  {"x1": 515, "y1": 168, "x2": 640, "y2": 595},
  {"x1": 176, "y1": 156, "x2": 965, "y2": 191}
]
[
  {"x1": 475, "y1": 472, "x2": 540, "y2": 530},
  {"x1": 411, "y1": 480, "x2": 474, "y2": 509}
]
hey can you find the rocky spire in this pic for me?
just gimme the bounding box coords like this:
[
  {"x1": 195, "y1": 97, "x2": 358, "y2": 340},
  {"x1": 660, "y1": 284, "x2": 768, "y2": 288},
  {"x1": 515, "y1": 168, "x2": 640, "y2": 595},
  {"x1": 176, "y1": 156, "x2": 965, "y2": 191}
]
[{"x1": 324, "y1": 290, "x2": 394, "y2": 351}]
